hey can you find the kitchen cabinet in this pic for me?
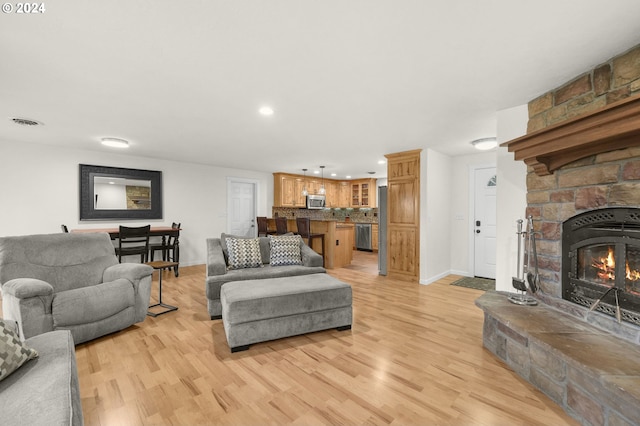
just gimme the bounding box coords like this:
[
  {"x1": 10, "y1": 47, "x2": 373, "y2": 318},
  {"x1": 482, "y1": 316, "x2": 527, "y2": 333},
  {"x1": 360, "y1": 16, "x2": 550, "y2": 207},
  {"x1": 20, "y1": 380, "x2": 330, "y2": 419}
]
[
  {"x1": 350, "y1": 178, "x2": 377, "y2": 207},
  {"x1": 274, "y1": 173, "x2": 376, "y2": 208},
  {"x1": 274, "y1": 174, "x2": 306, "y2": 207}
]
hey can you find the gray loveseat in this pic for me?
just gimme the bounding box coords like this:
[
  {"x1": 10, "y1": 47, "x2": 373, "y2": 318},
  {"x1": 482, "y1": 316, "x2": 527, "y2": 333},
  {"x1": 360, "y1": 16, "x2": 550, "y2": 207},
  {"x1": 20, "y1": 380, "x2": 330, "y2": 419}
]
[
  {"x1": 0, "y1": 323, "x2": 83, "y2": 425},
  {"x1": 205, "y1": 234, "x2": 326, "y2": 319},
  {"x1": 0, "y1": 232, "x2": 153, "y2": 344}
]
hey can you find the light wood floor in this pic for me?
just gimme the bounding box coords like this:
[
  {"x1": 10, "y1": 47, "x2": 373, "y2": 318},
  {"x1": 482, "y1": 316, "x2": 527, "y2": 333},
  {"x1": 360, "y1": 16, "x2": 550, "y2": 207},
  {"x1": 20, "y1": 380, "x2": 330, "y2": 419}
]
[{"x1": 32, "y1": 252, "x2": 581, "y2": 424}]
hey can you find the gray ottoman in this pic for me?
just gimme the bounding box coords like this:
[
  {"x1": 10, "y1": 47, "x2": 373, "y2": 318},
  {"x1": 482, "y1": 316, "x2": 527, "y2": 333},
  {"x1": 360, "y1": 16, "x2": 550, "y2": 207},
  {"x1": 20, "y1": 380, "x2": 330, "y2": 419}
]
[{"x1": 220, "y1": 274, "x2": 352, "y2": 352}]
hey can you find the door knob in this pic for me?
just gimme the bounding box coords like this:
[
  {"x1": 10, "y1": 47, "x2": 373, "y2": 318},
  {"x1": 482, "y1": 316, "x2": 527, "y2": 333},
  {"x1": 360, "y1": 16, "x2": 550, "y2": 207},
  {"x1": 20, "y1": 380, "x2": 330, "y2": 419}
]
[{"x1": 476, "y1": 229, "x2": 481, "y2": 233}]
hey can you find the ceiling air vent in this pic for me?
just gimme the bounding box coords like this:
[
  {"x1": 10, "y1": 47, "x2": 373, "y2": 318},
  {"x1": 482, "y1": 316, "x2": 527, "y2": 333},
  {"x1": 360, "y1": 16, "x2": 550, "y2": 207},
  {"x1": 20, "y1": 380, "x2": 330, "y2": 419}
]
[{"x1": 11, "y1": 118, "x2": 42, "y2": 126}]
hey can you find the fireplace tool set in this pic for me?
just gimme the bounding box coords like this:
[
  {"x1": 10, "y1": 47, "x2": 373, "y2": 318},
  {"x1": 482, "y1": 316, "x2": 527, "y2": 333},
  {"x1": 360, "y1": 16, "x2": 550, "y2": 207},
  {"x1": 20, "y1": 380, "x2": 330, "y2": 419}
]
[
  {"x1": 589, "y1": 284, "x2": 622, "y2": 323},
  {"x1": 508, "y1": 216, "x2": 539, "y2": 306}
]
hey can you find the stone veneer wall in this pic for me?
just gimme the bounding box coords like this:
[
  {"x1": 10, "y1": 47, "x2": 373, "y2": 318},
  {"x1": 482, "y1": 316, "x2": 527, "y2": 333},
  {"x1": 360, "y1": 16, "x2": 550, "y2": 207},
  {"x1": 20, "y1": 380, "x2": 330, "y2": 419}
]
[{"x1": 525, "y1": 44, "x2": 640, "y2": 298}]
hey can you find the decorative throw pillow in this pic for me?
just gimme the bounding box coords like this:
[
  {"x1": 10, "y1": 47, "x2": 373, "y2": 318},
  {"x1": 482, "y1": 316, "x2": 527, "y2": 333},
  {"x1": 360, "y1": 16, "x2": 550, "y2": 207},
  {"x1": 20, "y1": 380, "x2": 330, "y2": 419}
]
[
  {"x1": 225, "y1": 237, "x2": 263, "y2": 269},
  {"x1": 269, "y1": 234, "x2": 303, "y2": 266},
  {"x1": 0, "y1": 320, "x2": 38, "y2": 382}
]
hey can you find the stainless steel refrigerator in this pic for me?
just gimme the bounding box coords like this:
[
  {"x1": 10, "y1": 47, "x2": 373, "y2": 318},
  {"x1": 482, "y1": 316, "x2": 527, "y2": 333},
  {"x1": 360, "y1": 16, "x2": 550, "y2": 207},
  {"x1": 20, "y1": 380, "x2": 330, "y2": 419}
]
[{"x1": 378, "y1": 186, "x2": 387, "y2": 275}]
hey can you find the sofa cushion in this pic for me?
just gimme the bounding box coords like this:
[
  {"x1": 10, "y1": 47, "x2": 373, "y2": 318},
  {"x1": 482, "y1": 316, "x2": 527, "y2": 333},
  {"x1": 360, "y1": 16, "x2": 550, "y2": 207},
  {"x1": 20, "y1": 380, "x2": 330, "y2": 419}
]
[
  {"x1": 268, "y1": 235, "x2": 303, "y2": 266},
  {"x1": 52, "y1": 279, "x2": 135, "y2": 327},
  {"x1": 0, "y1": 319, "x2": 38, "y2": 382},
  {"x1": 221, "y1": 274, "x2": 352, "y2": 325},
  {"x1": 0, "y1": 330, "x2": 83, "y2": 426},
  {"x1": 225, "y1": 237, "x2": 263, "y2": 269}
]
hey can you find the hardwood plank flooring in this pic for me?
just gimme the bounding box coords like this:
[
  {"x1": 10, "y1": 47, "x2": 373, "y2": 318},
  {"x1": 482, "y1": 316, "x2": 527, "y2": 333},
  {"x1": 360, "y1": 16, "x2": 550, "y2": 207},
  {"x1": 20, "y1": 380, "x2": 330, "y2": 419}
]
[{"x1": 8, "y1": 252, "x2": 578, "y2": 425}]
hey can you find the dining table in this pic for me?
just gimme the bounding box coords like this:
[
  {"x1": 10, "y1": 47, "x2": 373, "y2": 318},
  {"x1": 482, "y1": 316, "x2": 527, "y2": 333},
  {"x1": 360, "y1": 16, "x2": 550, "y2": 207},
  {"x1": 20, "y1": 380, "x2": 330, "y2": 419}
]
[{"x1": 71, "y1": 226, "x2": 181, "y2": 271}]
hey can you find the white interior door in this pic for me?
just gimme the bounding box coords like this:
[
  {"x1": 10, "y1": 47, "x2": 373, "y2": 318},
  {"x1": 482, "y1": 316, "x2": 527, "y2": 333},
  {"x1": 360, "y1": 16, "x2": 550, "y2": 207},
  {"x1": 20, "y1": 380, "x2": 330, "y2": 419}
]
[
  {"x1": 227, "y1": 180, "x2": 256, "y2": 237},
  {"x1": 474, "y1": 167, "x2": 497, "y2": 279}
]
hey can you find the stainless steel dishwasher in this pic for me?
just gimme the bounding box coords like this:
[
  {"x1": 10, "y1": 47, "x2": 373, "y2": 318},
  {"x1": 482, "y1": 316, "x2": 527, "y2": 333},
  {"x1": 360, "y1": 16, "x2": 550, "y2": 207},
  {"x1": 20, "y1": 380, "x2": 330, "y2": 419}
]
[{"x1": 355, "y1": 223, "x2": 372, "y2": 251}]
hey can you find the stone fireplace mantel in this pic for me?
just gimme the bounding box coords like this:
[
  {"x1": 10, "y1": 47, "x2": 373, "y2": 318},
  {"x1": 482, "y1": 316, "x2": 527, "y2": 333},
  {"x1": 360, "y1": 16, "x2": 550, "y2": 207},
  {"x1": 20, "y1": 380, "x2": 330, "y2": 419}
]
[{"x1": 502, "y1": 95, "x2": 640, "y2": 176}]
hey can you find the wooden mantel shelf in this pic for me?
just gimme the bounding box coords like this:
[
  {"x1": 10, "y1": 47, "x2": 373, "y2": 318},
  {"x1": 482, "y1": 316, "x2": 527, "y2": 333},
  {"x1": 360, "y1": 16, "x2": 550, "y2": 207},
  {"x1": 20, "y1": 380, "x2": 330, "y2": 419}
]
[{"x1": 501, "y1": 95, "x2": 640, "y2": 176}]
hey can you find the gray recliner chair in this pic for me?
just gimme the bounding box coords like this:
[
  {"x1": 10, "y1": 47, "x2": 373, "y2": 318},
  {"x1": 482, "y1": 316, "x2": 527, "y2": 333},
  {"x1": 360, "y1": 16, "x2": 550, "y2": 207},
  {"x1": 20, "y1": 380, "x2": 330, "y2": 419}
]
[{"x1": 0, "y1": 232, "x2": 153, "y2": 344}]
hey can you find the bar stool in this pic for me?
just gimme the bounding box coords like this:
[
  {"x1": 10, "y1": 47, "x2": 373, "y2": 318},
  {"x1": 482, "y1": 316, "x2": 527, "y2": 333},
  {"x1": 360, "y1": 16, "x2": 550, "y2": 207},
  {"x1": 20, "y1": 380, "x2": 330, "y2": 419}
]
[
  {"x1": 275, "y1": 217, "x2": 289, "y2": 235},
  {"x1": 145, "y1": 260, "x2": 179, "y2": 317},
  {"x1": 296, "y1": 218, "x2": 324, "y2": 265}
]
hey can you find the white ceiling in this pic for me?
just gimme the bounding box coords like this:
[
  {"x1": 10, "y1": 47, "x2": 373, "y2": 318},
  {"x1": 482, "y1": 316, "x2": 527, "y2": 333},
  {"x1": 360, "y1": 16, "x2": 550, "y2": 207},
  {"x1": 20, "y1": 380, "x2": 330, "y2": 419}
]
[{"x1": 2, "y1": 1, "x2": 640, "y2": 179}]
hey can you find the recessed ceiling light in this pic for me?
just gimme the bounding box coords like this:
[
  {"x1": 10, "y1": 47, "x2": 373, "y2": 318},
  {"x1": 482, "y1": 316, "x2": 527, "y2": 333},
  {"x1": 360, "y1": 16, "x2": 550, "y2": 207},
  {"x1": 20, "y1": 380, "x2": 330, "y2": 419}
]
[
  {"x1": 313, "y1": 170, "x2": 320, "y2": 174},
  {"x1": 471, "y1": 137, "x2": 498, "y2": 151},
  {"x1": 378, "y1": 160, "x2": 386, "y2": 165},
  {"x1": 346, "y1": 175, "x2": 351, "y2": 179},
  {"x1": 259, "y1": 106, "x2": 274, "y2": 116},
  {"x1": 331, "y1": 173, "x2": 337, "y2": 177},
  {"x1": 101, "y1": 138, "x2": 130, "y2": 149},
  {"x1": 10, "y1": 117, "x2": 42, "y2": 126}
]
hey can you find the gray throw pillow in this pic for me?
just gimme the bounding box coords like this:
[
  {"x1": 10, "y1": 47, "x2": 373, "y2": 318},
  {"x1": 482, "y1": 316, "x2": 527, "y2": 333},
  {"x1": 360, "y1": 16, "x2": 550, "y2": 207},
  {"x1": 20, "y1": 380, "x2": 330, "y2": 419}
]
[
  {"x1": 269, "y1": 234, "x2": 303, "y2": 266},
  {"x1": 0, "y1": 320, "x2": 38, "y2": 382}
]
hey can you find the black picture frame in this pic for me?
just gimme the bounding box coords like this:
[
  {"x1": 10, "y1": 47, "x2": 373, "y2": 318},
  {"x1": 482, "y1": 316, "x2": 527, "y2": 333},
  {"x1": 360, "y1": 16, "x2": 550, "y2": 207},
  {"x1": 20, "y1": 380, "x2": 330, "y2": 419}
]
[{"x1": 79, "y1": 164, "x2": 163, "y2": 220}]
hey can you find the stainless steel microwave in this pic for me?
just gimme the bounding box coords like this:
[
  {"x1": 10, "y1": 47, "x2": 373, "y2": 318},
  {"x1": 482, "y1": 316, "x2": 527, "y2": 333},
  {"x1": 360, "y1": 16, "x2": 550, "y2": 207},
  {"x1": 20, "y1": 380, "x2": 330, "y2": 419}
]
[{"x1": 306, "y1": 194, "x2": 326, "y2": 209}]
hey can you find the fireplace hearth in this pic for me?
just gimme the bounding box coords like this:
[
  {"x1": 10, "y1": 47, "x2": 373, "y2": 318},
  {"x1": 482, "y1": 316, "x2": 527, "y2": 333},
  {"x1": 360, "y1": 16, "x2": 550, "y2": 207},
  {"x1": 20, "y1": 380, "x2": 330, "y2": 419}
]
[{"x1": 562, "y1": 207, "x2": 640, "y2": 325}]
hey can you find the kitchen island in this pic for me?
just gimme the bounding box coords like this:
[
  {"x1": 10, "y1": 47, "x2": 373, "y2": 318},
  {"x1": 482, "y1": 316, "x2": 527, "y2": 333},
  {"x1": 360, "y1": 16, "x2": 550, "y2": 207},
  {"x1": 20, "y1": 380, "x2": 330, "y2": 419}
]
[{"x1": 267, "y1": 219, "x2": 354, "y2": 269}]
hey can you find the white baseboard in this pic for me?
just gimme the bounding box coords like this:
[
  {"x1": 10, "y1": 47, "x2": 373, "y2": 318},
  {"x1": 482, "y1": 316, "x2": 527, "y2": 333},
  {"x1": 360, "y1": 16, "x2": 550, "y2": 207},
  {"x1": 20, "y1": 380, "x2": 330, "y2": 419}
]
[{"x1": 420, "y1": 269, "x2": 472, "y2": 285}]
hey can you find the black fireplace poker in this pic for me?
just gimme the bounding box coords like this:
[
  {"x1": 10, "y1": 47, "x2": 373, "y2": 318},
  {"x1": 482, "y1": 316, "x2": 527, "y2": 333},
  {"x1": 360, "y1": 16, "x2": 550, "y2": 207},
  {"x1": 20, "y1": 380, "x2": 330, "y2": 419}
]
[{"x1": 589, "y1": 286, "x2": 622, "y2": 323}]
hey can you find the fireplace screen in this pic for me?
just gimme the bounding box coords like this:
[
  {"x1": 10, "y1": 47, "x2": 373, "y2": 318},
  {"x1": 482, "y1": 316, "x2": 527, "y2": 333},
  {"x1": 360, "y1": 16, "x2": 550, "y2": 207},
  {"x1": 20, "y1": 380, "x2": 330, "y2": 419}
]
[{"x1": 563, "y1": 208, "x2": 640, "y2": 325}]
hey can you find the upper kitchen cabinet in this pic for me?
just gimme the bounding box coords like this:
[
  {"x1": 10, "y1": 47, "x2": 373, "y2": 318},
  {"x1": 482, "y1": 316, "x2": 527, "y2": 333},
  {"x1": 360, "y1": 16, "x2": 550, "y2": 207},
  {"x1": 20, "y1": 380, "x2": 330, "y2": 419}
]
[
  {"x1": 274, "y1": 173, "x2": 306, "y2": 207},
  {"x1": 350, "y1": 178, "x2": 377, "y2": 207},
  {"x1": 274, "y1": 173, "x2": 376, "y2": 208}
]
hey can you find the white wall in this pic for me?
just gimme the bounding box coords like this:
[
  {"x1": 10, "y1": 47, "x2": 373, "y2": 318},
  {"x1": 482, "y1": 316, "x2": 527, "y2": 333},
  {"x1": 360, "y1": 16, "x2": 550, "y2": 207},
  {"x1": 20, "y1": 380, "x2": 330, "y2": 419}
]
[
  {"x1": 0, "y1": 141, "x2": 273, "y2": 266},
  {"x1": 420, "y1": 149, "x2": 452, "y2": 284},
  {"x1": 449, "y1": 151, "x2": 497, "y2": 276},
  {"x1": 495, "y1": 104, "x2": 528, "y2": 291}
]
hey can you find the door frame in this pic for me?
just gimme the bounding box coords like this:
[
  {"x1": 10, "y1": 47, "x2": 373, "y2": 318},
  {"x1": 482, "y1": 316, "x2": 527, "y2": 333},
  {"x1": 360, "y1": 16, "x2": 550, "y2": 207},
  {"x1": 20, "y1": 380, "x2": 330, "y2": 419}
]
[
  {"x1": 226, "y1": 177, "x2": 259, "y2": 236},
  {"x1": 467, "y1": 163, "x2": 497, "y2": 277}
]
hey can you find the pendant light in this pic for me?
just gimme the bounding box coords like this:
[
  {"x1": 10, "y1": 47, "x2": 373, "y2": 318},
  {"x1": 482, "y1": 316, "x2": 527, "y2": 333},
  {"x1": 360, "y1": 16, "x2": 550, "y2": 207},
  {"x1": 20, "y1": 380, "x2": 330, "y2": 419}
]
[
  {"x1": 301, "y1": 169, "x2": 308, "y2": 196},
  {"x1": 318, "y1": 166, "x2": 326, "y2": 194}
]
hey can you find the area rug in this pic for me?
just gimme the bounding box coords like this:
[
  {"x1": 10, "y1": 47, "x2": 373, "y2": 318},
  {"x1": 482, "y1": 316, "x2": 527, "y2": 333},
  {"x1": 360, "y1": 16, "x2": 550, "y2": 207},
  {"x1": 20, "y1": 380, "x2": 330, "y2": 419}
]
[{"x1": 451, "y1": 276, "x2": 495, "y2": 291}]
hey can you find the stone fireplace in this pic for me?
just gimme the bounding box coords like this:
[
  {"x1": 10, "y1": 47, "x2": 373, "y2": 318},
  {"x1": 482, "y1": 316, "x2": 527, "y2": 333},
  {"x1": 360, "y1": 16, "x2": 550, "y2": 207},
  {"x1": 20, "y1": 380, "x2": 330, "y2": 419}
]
[{"x1": 476, "y1": 44, "x2": 640, "y2": 425}]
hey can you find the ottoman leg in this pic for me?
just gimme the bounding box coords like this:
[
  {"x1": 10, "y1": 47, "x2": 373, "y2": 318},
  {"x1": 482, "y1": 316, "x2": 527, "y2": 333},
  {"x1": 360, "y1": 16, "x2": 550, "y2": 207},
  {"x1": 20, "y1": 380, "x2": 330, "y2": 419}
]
[
  {"x1": 336, "y1": 325, "x2": 352, "y2": 331},
  {"x1": 231, "y1": 344, "x2": 250, "y2": 353}
]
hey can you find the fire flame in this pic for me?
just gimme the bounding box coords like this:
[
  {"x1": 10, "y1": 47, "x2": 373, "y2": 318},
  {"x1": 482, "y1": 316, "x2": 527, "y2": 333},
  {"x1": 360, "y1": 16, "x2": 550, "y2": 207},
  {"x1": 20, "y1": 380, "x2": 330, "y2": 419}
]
[
  {"x1": 592, "y1": 248, "x2": 615, "y2": 281},
  {"x1": 591, "y1": 247, "x2": 640, "y2": 282}
]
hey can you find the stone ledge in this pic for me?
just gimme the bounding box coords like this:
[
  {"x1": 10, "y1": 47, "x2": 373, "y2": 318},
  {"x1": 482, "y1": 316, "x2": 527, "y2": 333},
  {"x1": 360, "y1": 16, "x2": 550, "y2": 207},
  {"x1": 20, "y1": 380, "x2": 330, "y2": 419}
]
[{"x1": 476, "y1": 291, "x2": 640, "y2": 425}]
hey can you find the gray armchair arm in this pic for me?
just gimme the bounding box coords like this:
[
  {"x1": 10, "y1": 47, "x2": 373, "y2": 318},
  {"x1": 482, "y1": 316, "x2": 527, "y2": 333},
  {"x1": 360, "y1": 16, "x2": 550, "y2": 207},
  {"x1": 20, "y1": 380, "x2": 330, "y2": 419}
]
[
  {"x1": 206, "y1": 238, "x2": 228, "y2": 276},
  {"x1": 103, "y1": 263, "x2": 153, "y2": 324},
  {"x1": 2, "y1": 278, "x2": 53, "y2": 299},
  {"x1": 301, "y1": 244, "x2": 323, "y2": 267},
  {"x1": 103, "y1": 263, "x2": 153, "y2": 285},
  {"x1": 1, "y1": 278, "x2": 54, "y2": 339}
]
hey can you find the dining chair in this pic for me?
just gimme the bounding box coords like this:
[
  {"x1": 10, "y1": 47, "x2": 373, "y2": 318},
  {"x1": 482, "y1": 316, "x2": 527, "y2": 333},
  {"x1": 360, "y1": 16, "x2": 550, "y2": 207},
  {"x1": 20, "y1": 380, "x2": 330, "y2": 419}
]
[
  {"x1": 275, "y1": 217, "x2": 288, "y2": 235},
  {"x1": 115, "y1": 225, "x2": 151, "y2": 263},
  {"x1": 61, "y1": 224, "x2": 69, "y2": 233},
  {"x1": 149, "y1": 222, "x2": 181, "y2": 276},
  {"x1": 257, "y1": 217, "x2": 275, "y2": 237}
]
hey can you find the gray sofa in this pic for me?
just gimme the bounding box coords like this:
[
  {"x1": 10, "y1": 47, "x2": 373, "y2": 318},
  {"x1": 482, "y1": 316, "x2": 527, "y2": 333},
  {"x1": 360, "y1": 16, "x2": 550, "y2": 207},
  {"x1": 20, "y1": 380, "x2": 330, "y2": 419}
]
[
  {"x1": 0, "y1": 323, "x2": 83, "y2": 425},
  {"x1": 0, "y1": 233, "x2": 153, "y2": 344},
  {"x1": 205, "y1": 234, "x2": 326, "y2": 319}
]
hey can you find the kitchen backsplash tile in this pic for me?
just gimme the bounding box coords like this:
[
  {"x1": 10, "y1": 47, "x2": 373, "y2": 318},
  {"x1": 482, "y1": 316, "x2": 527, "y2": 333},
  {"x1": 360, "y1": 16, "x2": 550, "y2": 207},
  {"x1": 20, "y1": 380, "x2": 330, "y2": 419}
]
[{"x1": 272, "y1": 207, "x2": 378, "y2": 223}]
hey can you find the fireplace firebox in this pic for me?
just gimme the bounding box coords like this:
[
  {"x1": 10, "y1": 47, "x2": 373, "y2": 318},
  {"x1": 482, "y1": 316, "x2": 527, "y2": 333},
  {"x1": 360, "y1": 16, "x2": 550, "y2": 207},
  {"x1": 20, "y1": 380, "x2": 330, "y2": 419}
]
[{"x1": 562, "y1": 207, "x2": 640, "y2": 325}]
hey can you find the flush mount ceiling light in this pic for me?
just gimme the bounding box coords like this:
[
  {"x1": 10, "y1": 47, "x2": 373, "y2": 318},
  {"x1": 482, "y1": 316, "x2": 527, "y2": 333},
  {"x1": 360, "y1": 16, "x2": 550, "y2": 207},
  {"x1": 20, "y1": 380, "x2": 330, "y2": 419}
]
[
  {"x1": 10, "y1": 117, "x2": 42, "y2": 126},
  {"x1": 471, "y1": 137, "x2": 498, "y2": 151},
  {"x1": 101, "y1": 138, "x2": 130, "y2": 149},
  {"x1": 259, "y1": 106, "x2": 274, "y2": 116}
]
